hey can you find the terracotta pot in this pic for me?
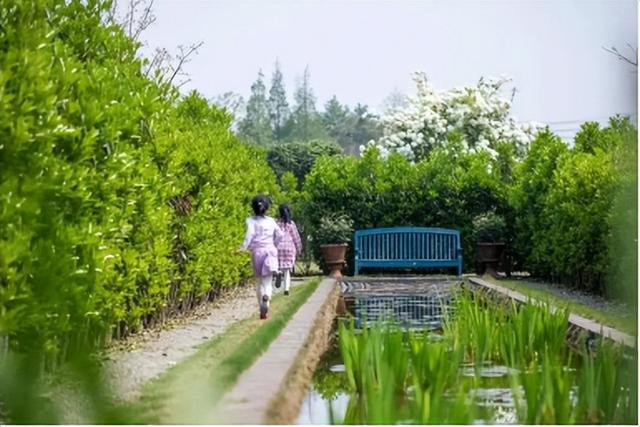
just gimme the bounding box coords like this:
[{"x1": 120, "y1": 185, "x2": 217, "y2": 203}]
[
  {"x1": 320, "y1": 243, "x2": 348, "y2": 278},
  {"x1": 476, "y1": 242, "x2": 505, "y2": 277}
]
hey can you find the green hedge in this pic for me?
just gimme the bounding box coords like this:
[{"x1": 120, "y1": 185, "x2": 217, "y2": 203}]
[
  {"x1": 0, "y1": 0, "x2": 278, "y2": 364},
  {"x1": 301, "y1": 146, "x2": 507, "y2": 272},
  {"x1": 511, "y1": 118, "x2": 637, "y2": 296},
  {"x1": 265, "y1": 139, "x2": 343, "y2": 188},
  {"x1": 302, "y1": 119, "x2": 636, "y2": 298}
]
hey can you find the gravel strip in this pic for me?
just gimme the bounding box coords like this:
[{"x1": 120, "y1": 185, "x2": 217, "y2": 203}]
[
  {"x1": 102, "y1": 277, "x2": 310, "y2": 402},
  {"x1": 501, "y1": 275, "x2": 632, "y2": 319}
]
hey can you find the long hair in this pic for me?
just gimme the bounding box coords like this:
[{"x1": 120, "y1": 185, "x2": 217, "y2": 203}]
[
  {"x1": 278, "y1": 204, "x2": 292, "y2": 223},
  {"x1": 251, "y1": 194, "x2": 270, "y2": 216}
]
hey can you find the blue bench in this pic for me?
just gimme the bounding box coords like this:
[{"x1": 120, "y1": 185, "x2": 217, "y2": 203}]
[{"x1": 353, "y1": 227, "x2": 463, "y2": 276}]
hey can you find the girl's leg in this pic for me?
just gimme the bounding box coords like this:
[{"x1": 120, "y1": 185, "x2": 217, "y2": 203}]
[
  {"x1": 255, "y1": 279, "x2": 262, "y2": 304},
  {"x1": 258, "y1": 275, "x2": 273, "y2": 318},
  {"x1": 263, "y1": 275, "x2": 274, "y2": 300},
  {"x1": 283, "y1": 268, "x2": 291, "y2": 294}
]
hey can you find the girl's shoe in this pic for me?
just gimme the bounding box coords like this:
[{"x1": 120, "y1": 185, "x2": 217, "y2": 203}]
[
  {"x1": 274, "y1": 272, "x2": 282, "y2": 288},
  {"x1": 284, "y1": 290, "x2": 289, "y2": 296},
  {"x1": 260, "y1": 295, "x2": 269, "y2": 319}
]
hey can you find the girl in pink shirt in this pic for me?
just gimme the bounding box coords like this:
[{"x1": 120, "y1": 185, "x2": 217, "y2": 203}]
[{"x1": 275, "y1": 204, "x2": 302, "y2": 296}]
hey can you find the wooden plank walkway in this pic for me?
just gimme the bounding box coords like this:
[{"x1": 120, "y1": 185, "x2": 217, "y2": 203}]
[{"x1": 469, "y1": 277, "x2": 636, "y2": 348}]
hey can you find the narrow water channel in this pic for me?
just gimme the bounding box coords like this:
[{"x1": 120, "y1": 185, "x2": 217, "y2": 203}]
[
  {"x1": 297, "y1": 277, "x2": 596, "y2": 425},
  {"x1": 297, "y1": 339, "x2": 522, "y2": 424}
]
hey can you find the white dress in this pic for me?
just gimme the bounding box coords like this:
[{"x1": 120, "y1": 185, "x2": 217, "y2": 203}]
[{"x1": 241, "y1": 216, "x2": 283, "y2": 276}]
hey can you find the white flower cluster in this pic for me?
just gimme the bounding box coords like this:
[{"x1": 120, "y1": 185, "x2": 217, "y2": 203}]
[{"x1": 362, "y1": 73, "x2": 542, "y2": 161}]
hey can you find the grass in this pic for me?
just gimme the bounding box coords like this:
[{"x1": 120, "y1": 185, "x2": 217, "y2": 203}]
[
  {"x1": 123, "y1": 277, "x2": 322, "y2": 424},
  {"x1": 480, "y1": 275, "x2": 637, "y2": 335}
]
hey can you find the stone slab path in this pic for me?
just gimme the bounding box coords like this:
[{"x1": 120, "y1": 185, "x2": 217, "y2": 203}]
[{"x1": 220, "y1": 277, "x2": 337, "y2": 424}]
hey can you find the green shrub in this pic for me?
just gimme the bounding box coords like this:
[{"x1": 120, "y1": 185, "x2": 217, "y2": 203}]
[
  {"x1": 0, "y1": 0, "x2": 279, "y2": 367},
  {"x1": 265, "y1": 139, "x2": 343, "y2": 188},
  {"x1": 302, "y1": 146, "x2": 507, "y2": 272},
  {"x1": 472, "y1": 212, "x2": 507, "y2": 243},
  {"x1": 537, "y1": 150, "x2": 617, "y2": 292},
  {"x1": 313, "y1": 214, "x2": 354, "y2": 245},
  {"x1": 606, "y1": 117, "x2": 637, "y2": 306},
  {"x1": 511, "y1": 119, "x2": 636, "y2": 295},
  {"x1": 509, "y1": 129, "x2": 569, "y2": 274}
]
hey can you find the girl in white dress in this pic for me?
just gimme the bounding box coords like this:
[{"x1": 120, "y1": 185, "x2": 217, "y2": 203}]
[{"x1": 239, "y1": 195, "x2": 283, "y2": 319}]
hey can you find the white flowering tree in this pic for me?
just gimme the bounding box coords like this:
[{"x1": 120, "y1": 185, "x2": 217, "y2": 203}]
[{"x1": 362, "y1": 73, "x2": 542, "y2": 161}]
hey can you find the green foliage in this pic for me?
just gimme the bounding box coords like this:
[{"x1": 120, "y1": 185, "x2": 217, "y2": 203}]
[
  {"x1": 472, "y1": 212, "x2": 506, "y2": 243},
  {"x1": 284, "y1": 66, "x2": 329, "y2": 143},
  {"x1": 265, "y1": 139, "x2": 343, "y2": 188},
  {"x1": 0, "y1": 0, "x2": 278, "y2": 372},
  {"x1": 322, "y1": 97, "x2": 382, "y2": 156},
  {"x1": 238, "y1": 70, "x2": 273, "y2": 145},
  {"x1": 267, "y1": 61, "x2": 289, "y2": 141},
  {"x1": 574, "y1": 340, "x2": 635, "y2": 424},
  {"x1": 335, "y1": 290, "x2": 634, "y2": 425},
  {"x1": 313, "y1": 214, "x2": 354, "y2": 245},
  {"x1": 509, "y1": 129, "x2": 569, "y2": 272},
  {"x1": 302, "y1": 145, "x2": 506, "y2": 271},
  {"x1": 509, "y1": 118, "x2": 637, "y2": 296},
  {"x1": 337, "y1": 319, "x2": 471, "y2": 424},
  {"x1": 538, "y1": 150, "x2": 617, "y2": 292},
  {"x1": 606, "y1": 116, "x2": 638, "y2": 306}
]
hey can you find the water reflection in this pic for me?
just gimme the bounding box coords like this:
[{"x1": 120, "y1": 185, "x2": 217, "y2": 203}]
[
  {"x1": 343, "y1": 278, "x2": 458, "y2": 330},
  {"x1": 354, "y1": 294, "x2": 452, "y2": 329},
  {"x1": 301, "y1": 278, "x2": 520, "y2": 424},
  {"x1": 297, "y1": 387, "x2": 349, "y2": 425}
]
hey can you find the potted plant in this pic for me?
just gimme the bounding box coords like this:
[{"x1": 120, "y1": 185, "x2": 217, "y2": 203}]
[
  {"x1": 314, "y1": 214, "x2": 354, "y2": 278},
  {"x1": 473, "y1": 212, "x2": 506, "y2": 278}
]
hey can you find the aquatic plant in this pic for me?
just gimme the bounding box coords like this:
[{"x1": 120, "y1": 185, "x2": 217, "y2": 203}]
[{"x1": 334, "y1": 287, "x2": 635, "y2": 425}]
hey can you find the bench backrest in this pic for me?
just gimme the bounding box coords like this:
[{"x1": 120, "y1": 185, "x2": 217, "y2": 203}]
[{"x1": 353, "y1": 227, "x2": 462, "y2": 275}]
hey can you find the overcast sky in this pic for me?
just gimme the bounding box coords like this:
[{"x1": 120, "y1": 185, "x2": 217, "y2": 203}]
[{"x1": 140, "y1": 0, "x2": 637, "y2": 138}]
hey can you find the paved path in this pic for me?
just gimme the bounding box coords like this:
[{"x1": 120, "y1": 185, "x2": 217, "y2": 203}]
[
  {"x1": 103, "y1": 277, "x2": 310, "y2": 401},
  {"x1": 220, "y1": 277, "x2": 338, "y2": 424},
  {"x1": 469, "y1": 277, "x2": 636, "y2": 348}
]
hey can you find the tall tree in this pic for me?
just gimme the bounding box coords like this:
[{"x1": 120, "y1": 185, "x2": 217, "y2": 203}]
[
  {"x1": 287, "y1": 66, "x2": 328, "y2": 142},
  {"x1": 322, "y1": 96, "x2": 350, "y2": 140},
  {"x1": 267, "y1": 60, "x2": 289, "y2": 142},
  {"x1": 238, "y1": 70, "x2": 272, "y2": 145},
  {"x1": 350, "y1": 103, "x2": 382, "y2": 147}
]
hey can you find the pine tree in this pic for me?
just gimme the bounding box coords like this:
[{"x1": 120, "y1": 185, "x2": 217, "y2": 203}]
[
  {"x1": 287, "y1": 66, "x2": 328, "y2": 142},
  {"x1": 238, "y1": 70, "x2": 272, "y2": 145},
  {"x1": 322, "y1": 96, "x2": 350, "y2": 140},
  {"x1": 351, "y1": 103, "x2": 381, "y2": 147},
  {"x1": 267, "y1": 60, "x2": 289, "y2": 142}
]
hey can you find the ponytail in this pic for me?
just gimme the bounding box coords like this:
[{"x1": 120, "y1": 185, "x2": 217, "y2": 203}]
[
  {"x1": 251, "y1": 195, "x2": 270, "y2": 216},
  {"x1": 278, "y1": 204, "x2": 291, "y2": 223}
]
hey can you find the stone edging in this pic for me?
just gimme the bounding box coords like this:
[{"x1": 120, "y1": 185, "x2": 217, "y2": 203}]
[
  {"x1": 468, "y1": 277, "x2": 636, "y2": 348},
  {"x1": 219, "y1": 277, "x2": 339, "y2": 424},
  {"x1": 265, "y1": 279, "x2": 340, "y2": 424}
]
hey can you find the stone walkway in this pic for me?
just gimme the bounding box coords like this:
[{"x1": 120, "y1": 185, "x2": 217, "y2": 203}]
[
  {"x1": 219, "y1": 277, "x2": 338, "y2": 424},
  {"x1": 103, "y1": 277, "x2": 310, "y2": 402}
]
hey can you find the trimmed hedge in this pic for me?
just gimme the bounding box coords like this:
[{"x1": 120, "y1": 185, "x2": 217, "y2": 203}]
[
  {"x1": 302, "y1": 119, "x2": 636, "y2": 298},
  {"x1": 0, "y1": 0, "x2": 278, "y2": 364},
  {"x1": 301, "y1": 146, "x2": 506, "y2": 273},
  {"x1": 511, "y1": 118, "x2": 637, "y2": 296}
]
